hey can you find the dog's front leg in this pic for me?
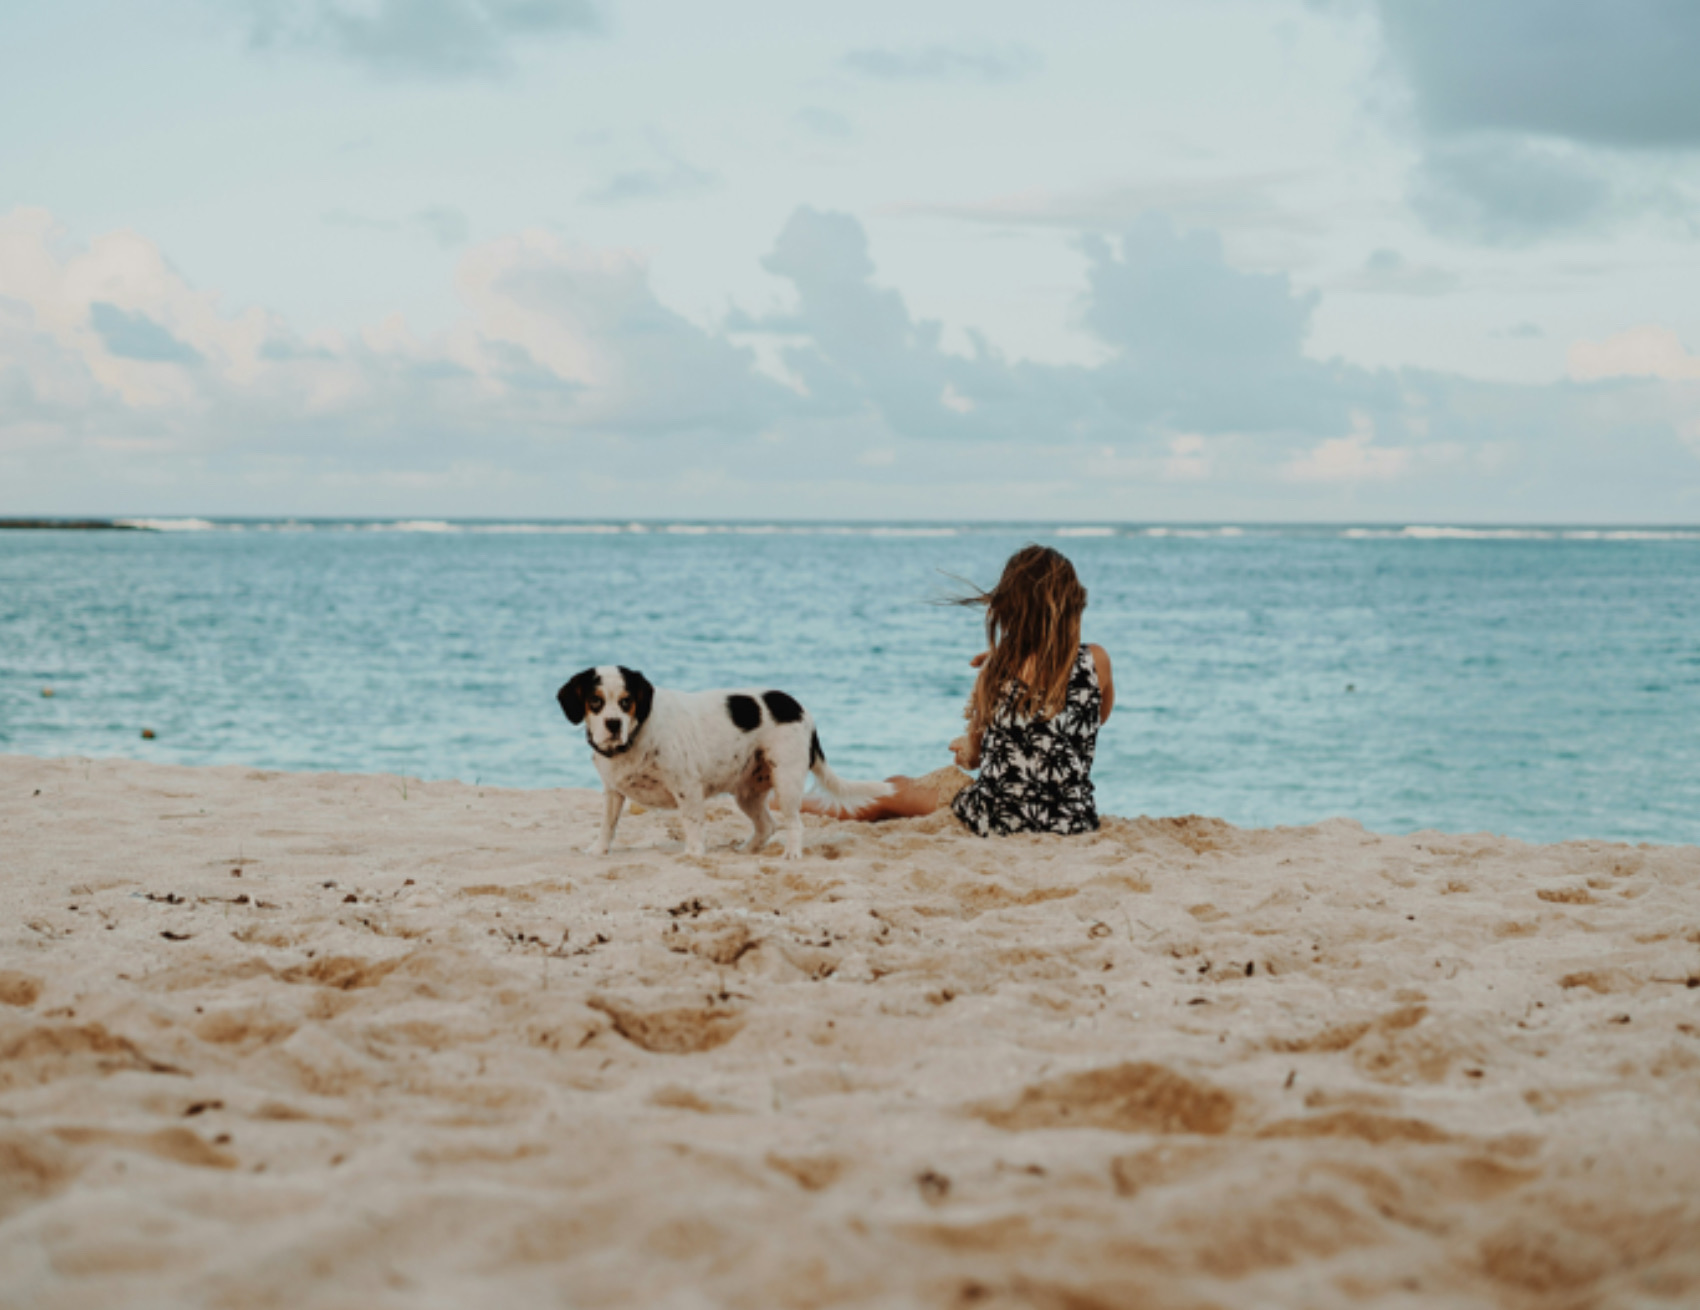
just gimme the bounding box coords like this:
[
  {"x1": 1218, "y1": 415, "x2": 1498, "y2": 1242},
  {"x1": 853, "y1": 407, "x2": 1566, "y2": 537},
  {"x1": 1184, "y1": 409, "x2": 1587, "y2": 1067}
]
[
  {"x1": 678, "y1": 789, "x2": 710, "y2": 858},
  {"x1": 586, "y1": 789, "x2": 625, "y2": 856}
]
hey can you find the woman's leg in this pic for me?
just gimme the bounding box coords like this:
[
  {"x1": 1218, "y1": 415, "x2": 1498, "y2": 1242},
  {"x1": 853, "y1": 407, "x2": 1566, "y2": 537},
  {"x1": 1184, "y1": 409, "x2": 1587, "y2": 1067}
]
[{"x1": 800, "y1": 775, "x2": 941, "y2": 823}]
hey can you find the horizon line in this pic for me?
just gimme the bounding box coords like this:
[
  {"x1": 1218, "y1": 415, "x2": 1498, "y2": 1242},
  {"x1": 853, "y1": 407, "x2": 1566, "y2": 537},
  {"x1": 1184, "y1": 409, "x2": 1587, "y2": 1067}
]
[{"x1": 6, "y1": 515, "x2": 1700, "y2": 531}]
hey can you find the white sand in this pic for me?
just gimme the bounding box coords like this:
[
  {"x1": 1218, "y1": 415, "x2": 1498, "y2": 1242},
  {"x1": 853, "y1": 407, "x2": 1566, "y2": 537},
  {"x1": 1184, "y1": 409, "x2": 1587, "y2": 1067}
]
[{"x1": 3, "y1": 754, "x2": 1699, "y2": 1309}]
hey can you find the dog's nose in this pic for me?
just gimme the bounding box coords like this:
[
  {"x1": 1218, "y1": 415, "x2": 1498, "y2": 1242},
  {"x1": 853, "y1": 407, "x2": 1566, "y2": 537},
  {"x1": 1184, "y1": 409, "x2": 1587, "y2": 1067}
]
[{"x1": 604, "y1": 718, "x2": 622, "y2": 738}]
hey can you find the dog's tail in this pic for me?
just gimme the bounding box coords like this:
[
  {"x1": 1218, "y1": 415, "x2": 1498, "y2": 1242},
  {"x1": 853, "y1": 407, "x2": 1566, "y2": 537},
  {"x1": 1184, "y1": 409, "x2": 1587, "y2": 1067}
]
[{"x1": 805, "y1": 729, "x2": 892, "y2": 804}]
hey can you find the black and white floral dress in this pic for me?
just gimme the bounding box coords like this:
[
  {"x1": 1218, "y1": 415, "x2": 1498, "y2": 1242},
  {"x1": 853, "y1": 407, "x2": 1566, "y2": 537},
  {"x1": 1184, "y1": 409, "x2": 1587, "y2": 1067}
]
[{"x1": 952, "y1": 644, "x2": 1101, "y2": 837}]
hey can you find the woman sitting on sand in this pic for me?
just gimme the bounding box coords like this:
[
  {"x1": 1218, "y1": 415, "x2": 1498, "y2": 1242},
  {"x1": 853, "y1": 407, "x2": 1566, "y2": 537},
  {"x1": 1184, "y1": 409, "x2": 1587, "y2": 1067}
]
[{"x1": 808, "y1": 544, "x2": 1114, "y2": 834}]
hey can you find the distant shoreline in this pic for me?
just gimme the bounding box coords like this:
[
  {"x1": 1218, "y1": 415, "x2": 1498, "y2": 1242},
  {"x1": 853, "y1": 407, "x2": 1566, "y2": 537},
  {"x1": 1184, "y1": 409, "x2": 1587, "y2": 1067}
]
[
  {"x1": 2, "y1": 517, "x2": 1697, "y2": 539},
  {"x1": 0, "y1": 518, "x2": 148, "y2": 531}
]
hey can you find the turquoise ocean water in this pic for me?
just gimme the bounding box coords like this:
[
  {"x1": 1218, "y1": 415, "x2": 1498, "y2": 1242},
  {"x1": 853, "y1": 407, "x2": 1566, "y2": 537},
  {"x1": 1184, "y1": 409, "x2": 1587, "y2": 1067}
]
[{"x1": 2, "y1": 520, "x2": 1697, "y2": 845}]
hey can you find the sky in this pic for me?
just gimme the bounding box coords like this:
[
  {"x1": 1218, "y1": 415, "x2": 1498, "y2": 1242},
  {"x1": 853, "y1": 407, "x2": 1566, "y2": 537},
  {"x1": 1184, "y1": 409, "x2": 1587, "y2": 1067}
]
[{"x1": 3, "y1": 0, "x2": 1700, "y2": 522}]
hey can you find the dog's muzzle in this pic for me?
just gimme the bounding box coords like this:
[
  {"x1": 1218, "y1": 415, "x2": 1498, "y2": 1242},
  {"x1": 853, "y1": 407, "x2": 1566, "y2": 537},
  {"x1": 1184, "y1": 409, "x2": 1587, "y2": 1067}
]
[{"x1": 589, "y1": 728, "x2": 638, "y2": 759}]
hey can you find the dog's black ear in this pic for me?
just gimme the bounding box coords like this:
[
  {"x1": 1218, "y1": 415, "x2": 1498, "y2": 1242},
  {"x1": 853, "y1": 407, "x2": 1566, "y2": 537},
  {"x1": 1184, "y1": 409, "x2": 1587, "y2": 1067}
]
[
  {"x1": 557, "y1": 668, "x2": 600, "y2": 725},
  {"x1": 618, "y1": 666, "x2": 654, "y2": 724}
]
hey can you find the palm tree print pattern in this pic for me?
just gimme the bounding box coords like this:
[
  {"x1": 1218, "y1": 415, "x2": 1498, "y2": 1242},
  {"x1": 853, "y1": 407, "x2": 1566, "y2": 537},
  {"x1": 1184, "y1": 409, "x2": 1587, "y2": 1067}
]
[{"x1": 952, "y1": 644, "x2": 1101, "y2": 837}]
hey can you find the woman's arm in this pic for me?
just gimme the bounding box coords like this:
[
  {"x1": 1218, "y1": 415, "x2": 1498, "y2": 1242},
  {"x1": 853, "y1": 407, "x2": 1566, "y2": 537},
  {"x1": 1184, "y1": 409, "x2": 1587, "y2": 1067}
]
[
  {"x1": 1089, "y1": 644, "x2": 1115, "y2": 722},
  {"x1": 952, "y1": 653, "x2": 991, "y2": 769}
]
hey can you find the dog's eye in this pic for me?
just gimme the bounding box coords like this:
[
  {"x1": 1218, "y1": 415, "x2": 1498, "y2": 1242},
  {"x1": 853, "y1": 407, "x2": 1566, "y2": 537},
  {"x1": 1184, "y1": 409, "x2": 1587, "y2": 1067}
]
[
  {"x1": 619, "y1": 697, "x2": 633, "y2": 712},
  {"x1": 588, "y1": 696, "x2": 603, "y2": 712}
]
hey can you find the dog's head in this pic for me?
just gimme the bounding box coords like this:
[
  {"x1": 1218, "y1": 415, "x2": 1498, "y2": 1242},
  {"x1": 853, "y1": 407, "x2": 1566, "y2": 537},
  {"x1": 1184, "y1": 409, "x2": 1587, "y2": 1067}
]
[{"x1": 557, "y1": 665, "x2": 654, "y2": 757}]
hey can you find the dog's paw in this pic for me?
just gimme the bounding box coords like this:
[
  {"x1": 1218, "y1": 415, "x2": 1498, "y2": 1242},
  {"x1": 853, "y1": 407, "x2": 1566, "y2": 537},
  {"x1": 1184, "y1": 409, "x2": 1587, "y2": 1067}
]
[
  {"x1": 583, "y1": 841, "x2": 611, "y2": 857},
  {"x1": 781, "y1": 844, "x2": 805, "y2": 863}
]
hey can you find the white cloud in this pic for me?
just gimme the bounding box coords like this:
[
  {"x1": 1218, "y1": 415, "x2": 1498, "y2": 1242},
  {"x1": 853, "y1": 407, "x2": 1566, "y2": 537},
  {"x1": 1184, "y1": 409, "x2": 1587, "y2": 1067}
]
[
  {"x1": 939, "y1": 383, "x2": 974, "y2": 414},
  {"x1": 1283, "y1": 413, "x2": 1411, "y2": 483},
  {"x1": 1567, "y1": 325, "x2": 1700, "y2": 382},
  {"x1": 0, "y1": 206, "x2": 276, "y2": 407},
  {"x1": 0, "y1": 204, "x2": 785, "y2": 508},
  {"x1": 1163, "y1": 433, "x2": 1211, "y2": 481},
  {"x1": 458, "y1": 229, "x2": 781, "y2": 433}
]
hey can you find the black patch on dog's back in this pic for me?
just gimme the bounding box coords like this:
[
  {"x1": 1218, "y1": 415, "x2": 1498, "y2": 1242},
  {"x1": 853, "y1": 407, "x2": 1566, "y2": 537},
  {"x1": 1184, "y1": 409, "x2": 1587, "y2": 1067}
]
[
  {"x1": 762, "y1": 690, "x2": 805, "y2": 724},
  {"x1": 726, "y1": 694, "x2": 762, "y2": 732},
  {"x1": 809, "y1": 730, "x2": 824, "y2": 768}
]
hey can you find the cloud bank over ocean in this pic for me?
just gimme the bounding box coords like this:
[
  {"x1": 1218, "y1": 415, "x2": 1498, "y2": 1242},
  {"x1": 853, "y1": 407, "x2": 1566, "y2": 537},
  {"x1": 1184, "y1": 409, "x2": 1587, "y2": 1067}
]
[{"x1": 2, "y1": 200, "x2": 1696, "y2": 520}]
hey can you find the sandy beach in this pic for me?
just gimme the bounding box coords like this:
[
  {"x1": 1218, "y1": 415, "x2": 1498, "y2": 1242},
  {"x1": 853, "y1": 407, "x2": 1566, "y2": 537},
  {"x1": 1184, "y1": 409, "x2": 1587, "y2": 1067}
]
[{"x1": 2, "y1": 753, "x2": 1698, "y2": 1309}]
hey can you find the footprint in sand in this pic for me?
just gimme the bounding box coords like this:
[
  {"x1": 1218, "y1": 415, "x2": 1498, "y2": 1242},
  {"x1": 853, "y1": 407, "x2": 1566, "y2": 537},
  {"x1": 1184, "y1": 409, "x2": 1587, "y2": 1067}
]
[
  {"x1": 972, "y1": 1061, "x2": 1235, "y2": 1135},
  {"x1": 0, "y1": 1021, "x2": 182, "y2": 1089},
  {"x1": 589, "y1": 995, "x2": 746, "y2": 1054},
  {"x1": 0, "y1": 972, "x2": 43, "y2": 1007},
  {"x1": 765, "y1": 1152, "x2": 848, "y2": 1191}
]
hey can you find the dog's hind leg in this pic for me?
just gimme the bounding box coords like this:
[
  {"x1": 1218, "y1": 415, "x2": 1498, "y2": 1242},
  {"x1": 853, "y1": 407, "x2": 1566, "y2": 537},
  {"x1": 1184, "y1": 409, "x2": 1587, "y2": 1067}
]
[
  {"x1": 772, "y1": 770, "x2": 806, "y2": 862},
  {"x1": 735, "y1": 785, "x2": 776, "y2": 854}
]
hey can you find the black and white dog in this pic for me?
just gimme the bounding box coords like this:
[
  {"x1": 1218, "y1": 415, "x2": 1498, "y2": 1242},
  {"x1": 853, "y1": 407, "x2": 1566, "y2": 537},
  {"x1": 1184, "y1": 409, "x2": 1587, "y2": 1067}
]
[{"x1": 557, "y1": 665, "x2": 890, "y2": 861}]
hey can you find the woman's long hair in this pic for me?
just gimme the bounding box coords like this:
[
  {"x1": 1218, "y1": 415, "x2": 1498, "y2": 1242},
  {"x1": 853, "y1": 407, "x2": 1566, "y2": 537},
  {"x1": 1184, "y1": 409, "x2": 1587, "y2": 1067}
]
[{"x1": 952, "y1": 545, "x2": 1087, "y2": 738}]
